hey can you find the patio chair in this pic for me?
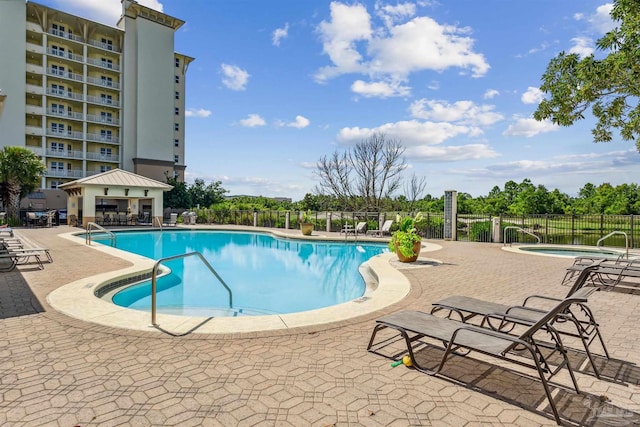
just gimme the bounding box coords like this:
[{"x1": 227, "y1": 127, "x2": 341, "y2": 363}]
[
  {"x1": 167, "y1": 213, "x2": 178, "y2": 227},
  {"x1": 563, "y1": 257, "x2": 640, "y2": 289},
  {"x1": 0, "y1": 248, "x2": 47, "y2": 271},
  {"x1": 368, "y1": 219, "x2": 393, "y2": 237},
  {"x1": 367, "y1": 295, "x2": 585, "y2": 425},
  {"x1": 430, "y1": 265, "x2": 609, "y2": 378}
]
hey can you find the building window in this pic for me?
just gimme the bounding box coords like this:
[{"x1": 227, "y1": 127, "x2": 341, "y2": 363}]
[
  {"x1": 51, "y1": 23, "x2": 65, "y2": 36},
  {"x1": 101, "y1": 38, "x2": 113, "y2": 51},
  {"x1": 101, "y1": 76, "x2": 113, "y2": 87},
  {"x1": 100, "y1": 94, "x2": 113, "y2": 105},
  {"x1": 50, "y1": 142, "x2": 64, "y2": 152},
  {"x1": 51, "y1": 161, "x2": 64, "y2": 171},
  {"x1": 51, "y1": 123, "x2": 65, "y2": 134},
  {"x1": 50, "y1": 103, "x2": 64, "y2": 115},
  {"x1": 174, "y1": 139, "x2": 179, "y2": 147},
  {"x1": 100, "y1": 147, "x2": 112, "y2": 159},
  {"x1": 175, "y1": 75, "x2": 180, "y2": 84},
  {"x1": 175, "y1": 57, "x2": 180, "y2": 67},
  {"x1": 100, "y1": 165, "x2": 112, "y2": 173},
  {"x1": 51, "y1": 64, "x2": 65, "y2": 76},
  {"x1": 51, "y1": 84, "x2": 65, "y2": 96},
  {"x1": 175, "y1": 91, "x2": 180, "y2": 100},
  {"x1": 100, "y1": 111, "x2": 113, "y2": 123},
  {"x1": 100, "y1": 130, "x2": 113, "y2": 141},
  {"x1": 174, "y1": 123, "x2": 179, "y2": 131},
  {"x1": 101, "y1": 58, "x2": 113, "y2": 69},
  {"x1": 50, "y1": 180, "x2": 63, "y2": 189},
  {"x1": 175, "y1": 107, "x2": 179, "y2": 115},
  {"x1": 174, "y1": 155, "x2": 179, "y2": 163}
]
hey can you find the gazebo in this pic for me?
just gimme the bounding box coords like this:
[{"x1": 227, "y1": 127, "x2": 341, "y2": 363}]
[{"x1": 58, "y1": 169, "x2": 173, "y2": 227}]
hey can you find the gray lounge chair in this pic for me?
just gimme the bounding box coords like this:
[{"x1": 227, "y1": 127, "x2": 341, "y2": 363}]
[
  {"x1": 369, "y1": 219, "x2": 393, "y2": 237},
  {"x1": 368, "y1": 295, "x2": 585, "y2": 425},
  {"x1": 430, "y1": 265, "x2": 608, "y2": 378}
]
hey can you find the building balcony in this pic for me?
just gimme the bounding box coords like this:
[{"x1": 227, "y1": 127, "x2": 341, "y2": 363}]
[
  {"x1": 46, "y1": 169, "x2": 85, "y2": 178},
  {"x1": 46, "y1": 149, "x2": 84, "y2": 160},
  {"x1": 87, "y1": 38, "x2": 121, "y2": 53},
  {"x1": 86, "y1": 76, "x2": 120, "y2": 90},
  {"x1": 46, "y1": 129, "x2": 83, "y2": 140},
  {"x1": 26, "y1": 64, "x2": 44, "y2": 75},
  {"x1": 47, "y1": 68, "x2": 84, "y2": 83},
  {"x1": 47, "y1": 109, "x2": 84, "y2": 121},
  {"x1": 26, "y1": 126, "x2": 44, "y2": 136},
  {"x1": 86, "y1": 57, "x2": 121, "y2": 72},
  {"x1": 86, "y1": 152, "x2": 119, "y2": 162},
  {"x1": 26, "y1": 84, "x2": 44, "y2": 95},
  {"x1": 47, "y1": 89, "x2": 83, "y2": 102},
  {"x1": 26, "y1": 105, "x2": 44, "y2": 116},
  {"x1": 86, "y1": 95, "x2": 120, "y2": 108},
  {"x1": 86, "y1": 133, "x2": 119, "y2": 144},
  {"x1": 26, "y1": 21, "x2": 42, "y2": 34},
  {"x1": 46, "y1": 48, "x2": 83, "y2": 63},
  {"x1": 48, "y1": 29, "x2": 84, "y2": 44},
  {"x1": 26, "y1": 42, "x2": 44, "y2": 55},
  {"x1": 26, "y1": 146, "x2": 44, "y2": 156},
  {"x1": 86, "y1": 114, "x2": 120, "y2": 126}
]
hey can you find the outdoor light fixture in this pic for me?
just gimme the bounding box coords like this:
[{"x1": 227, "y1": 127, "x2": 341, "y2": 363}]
[
  {"x1": 104, "y1": 188, "x2": 109, "y2": 195},
  {"x1": 124, "y1": 188, "x2": 129, "y2": 196},
  {"x1": 144, "y1": 189, "x2": 149, "y2": 196},
  {"x1": 0, "y1": 89, "x2": 6, "y2": 117}
]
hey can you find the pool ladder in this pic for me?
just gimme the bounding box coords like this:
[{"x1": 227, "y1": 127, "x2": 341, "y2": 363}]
[
  {"x1": 85, "y1": 222, "x2": 116, "y2": 247},
  {"x1": 503, "y1": 226, "x2": 540, "y2": 246},
  {"x1": 150, "y1": 251, "x2": 233, "y2": 327},
  {"x1": 597, "y1": 231, "x2": 629, "y2": 259}
]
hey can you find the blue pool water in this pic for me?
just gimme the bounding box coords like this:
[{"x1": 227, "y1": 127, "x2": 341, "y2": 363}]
[{"x1": 96, "y1": 230, "x2": 388, "y2": 316}]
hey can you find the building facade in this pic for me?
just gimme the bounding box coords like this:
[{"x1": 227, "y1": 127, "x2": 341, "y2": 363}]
[{"x1": 0, "y1": 0, "x2": 193, "y2": 191}]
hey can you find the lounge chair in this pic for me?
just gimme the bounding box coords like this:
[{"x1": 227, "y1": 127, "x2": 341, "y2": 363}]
[
  {"x1": 0, "y1": 248, "x2": 49, "y2": 271},
  {"x1": 562, "y1": 257, "x2": 640, "y2": 289},
  {"x1": 430, "y1": 265, "x2": 609, "y2": 378},
  {"x1": 367, "y1": 295, "x2": 585, "y2": 425},
  {"x1": 368, "y1": 219, "x2": 393, "y2": 237}
]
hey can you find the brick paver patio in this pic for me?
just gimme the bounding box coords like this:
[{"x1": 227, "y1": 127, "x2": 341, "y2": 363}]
[{"x1": 1, "y1": 226, "x2": 639, "y2": 426}]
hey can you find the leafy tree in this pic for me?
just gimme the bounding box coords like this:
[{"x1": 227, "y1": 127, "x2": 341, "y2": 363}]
[
  {"x1": 189, "y1": 178, "x2": 227, "y2": 208},
  {"x1": 0, "y1": 146, "x2": 45, "y2": 221},
  {"x1": 314, "y1": 132, "x2": 407, "y2": 212},
  {"x1": 163, "y1": 174, "x2": 192, "y2": 209},
  {"x1": 534, "y1": 0, "x2": 640, "y2": 149}
]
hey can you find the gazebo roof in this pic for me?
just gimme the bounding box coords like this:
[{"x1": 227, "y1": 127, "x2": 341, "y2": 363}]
[{"x1": 58, "y1": 169, "x2": 173, "y2": 190}]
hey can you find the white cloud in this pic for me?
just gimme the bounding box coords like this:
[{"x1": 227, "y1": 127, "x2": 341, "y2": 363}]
[
  {"x1": 375, "y1": 2, "x2": 416, "y2": 27},
  {"x1": 483, "y1": 89, "x2": 499, "y2": 99},
  {"x1": 351, "y1": 79, "x2": 411, "y2": 98},
  {"x1": 503, "y1": 116, "x2": 559, "y2": 137},
  {"x1": 589, "y1": 3, "x2": 615, "y2": 34},
  {"x1": 568, "y1": 37, "x2": 594, "y2": 56},
  {"x1": 221, "y1": 64, "x2": 250, "y2": 91},
  {"x1": 53, "y1": 0, "x2": 164, "y2": 25},
  {"x1": 239, "y1": 113, "x2": 266, "y2": 127},
  {"x1": 287, "y1": 115, "x2": 310, "y2": 129},
  {"x1": 272, "y1": 23, "x2": 289, "y2": 46},
  {"x1": 185, "y1": 108, "x2": 212, "y2": 118},
  {"x1": 406, "y1": 144, "x2": 499, "y2": 161},
  {"x1": 315, "y1": 2, "x2": 489, "y2": 83},
  {"x1": 521, "y1": 87, "x2": 543, "y2": 104},
  {"x1": 409, "y1": 99, "x2": 504, "y2": 126}
]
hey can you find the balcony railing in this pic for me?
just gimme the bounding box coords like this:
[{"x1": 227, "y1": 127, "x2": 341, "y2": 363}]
[
  {"x1": 26, "y1": 42, "x2": 44, "y2": 54},
  {"x1": 47, "y1": 109, "x2": 84, "y2": 120},
  {"x1": 47, "y1": 68, "x2": 84, "y2": 82},
  {"x1": 86, "y1": 57, "x2": 121, "y2": 72},
  {"x1": 46, "y1": 48, "x2": 83, "y2": 63},
  {"x1": 47, "y1": 89, "x2": 83, "y2": 101},
  {"x1": 26, "y1": 64, "x2": 44, "y2": 75},
  {"x1": 46, "y1": 129, "x2": 83, "y2": 140},
  {"x1": 87, "y1": 38, "x2": 121, "y2": 53},
  {"x1": 46, "y1": 169, "x2": 85, "y2": 178},
  {"x1": 86, "y1": 152, "x2": 119, "y2": 162},
  {"x1": 86, "y1": 114, "x2": 120, "y2": 125},
  {"x1": 25, "y1": 126, "x2": 44, "y2": 136},
  {"x1": 86, "y1": 95, "x2": 120, "y2": 107},
  {"x1": 86, "y1": 133, "x2": 119, "y2": 144},
  {"x1": 48, "y1": 29, "x2": 84, "y2": 44},
  {"x1": 86, "y1": 76, "x2": 120, "y2": 90},
  {"x1": 26, "y1": 84, "x2": 44, "y2": 95},
  {"x1": 46, "y1": 149, "x2": 84, "y2": 159}
]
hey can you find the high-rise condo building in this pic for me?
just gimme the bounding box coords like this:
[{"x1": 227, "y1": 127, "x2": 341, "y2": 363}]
[{"x1": 0, "y1": 0, "x2": 193, "y2": 193}]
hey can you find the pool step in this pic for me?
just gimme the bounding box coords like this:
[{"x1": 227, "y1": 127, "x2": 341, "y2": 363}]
[{"x1": 155, "y1": 305, "x2": 277, "y2": 317}]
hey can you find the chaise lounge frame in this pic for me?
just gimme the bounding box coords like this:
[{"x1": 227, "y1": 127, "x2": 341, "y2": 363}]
[{"x1": 367, "y1": 296, "x2": 586, "y2": 425}]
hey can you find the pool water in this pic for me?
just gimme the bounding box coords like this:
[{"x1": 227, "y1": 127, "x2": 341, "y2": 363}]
[{"x1": 97, "y1": 230, "x2": 388, "y2": 316}]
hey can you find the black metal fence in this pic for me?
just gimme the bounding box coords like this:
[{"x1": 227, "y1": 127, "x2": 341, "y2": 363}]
[{"x1": 156, "y1": 208, "x2": 640, "y2": 249}]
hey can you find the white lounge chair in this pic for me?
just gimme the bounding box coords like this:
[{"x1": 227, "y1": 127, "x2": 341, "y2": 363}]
[{"x1": 369, "y1": 220, "x2": 393, "y2": 237}]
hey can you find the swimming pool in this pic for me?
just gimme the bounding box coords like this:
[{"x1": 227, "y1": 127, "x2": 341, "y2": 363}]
[
  {"x1": 95, "y1": 230, "x2": 389, "y2": 316},
  {"x1": 507, "y1": 245, "x2": 626, "y2": 258}
]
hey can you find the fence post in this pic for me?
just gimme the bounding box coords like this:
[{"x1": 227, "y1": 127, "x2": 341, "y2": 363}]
[
  {"x1": 571, "y1": 215, "x2": 575, "y2": 245},
  {"x1": 326, "y1": 212, "x2": 332, "y2": 233},
  {"x1": 253, "y1": 211, "x2": 258, "y2": 227},
  {"x1": 285, "y1": 212, "x2": 290, "y2": 229},
  {"x1": 545, "y1": 214, "x2": 549, "y2": 244},
  {"x1": 631, "y1": 215, "x2": 635, "y2": 249}
]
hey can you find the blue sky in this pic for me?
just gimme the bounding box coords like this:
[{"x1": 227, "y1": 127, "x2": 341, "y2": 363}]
[{"x1": 42, "y1": 0, "x2": 640, "y2": 200}]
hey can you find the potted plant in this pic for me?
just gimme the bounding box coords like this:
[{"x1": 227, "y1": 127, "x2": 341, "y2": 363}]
[
  {"x1": 388, "y1": 212, "x2": 423, "y2": 262},
  {"x1": 300, "y1": 210, "x2": 314, "y2": 236}
]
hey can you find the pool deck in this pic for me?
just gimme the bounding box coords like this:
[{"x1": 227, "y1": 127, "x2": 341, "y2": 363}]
[{"x1": 2, "y1": 225, "x2": 640, "y2": 426}]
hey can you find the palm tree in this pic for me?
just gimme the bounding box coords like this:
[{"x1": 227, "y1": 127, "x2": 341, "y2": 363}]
[{"x1": 0, "y1": 146, "x2": 46, "y2": 222}]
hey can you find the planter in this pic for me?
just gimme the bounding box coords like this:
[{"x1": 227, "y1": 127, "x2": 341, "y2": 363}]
[
  {"x1": 300, "y1": 223, "x2": 314, "y2": 236},
  {"x1": 395, "y1": 241, "x2": 422, "y2": 263}
]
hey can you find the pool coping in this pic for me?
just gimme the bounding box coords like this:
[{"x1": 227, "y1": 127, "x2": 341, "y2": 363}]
[
  {"x1": 48, "y1": 226, "x2": 442, "y2": 334},
  {"x1": 501, "y1": 243, "x2": 634, "y2": 258}
]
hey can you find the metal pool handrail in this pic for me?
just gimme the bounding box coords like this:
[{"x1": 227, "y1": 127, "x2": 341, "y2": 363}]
[
  {"x1": 597, "y1": 231, "x2": 629, "y2": 259},
  {"x1": 503, "y1": 226, "x2": 541, "y2": 246},
  {"x1": 85, "y1": 222, "x2": 116, "y2": 246},
  {"x1": 151, "y1": 251, "x2": 233, "y2": 326}
]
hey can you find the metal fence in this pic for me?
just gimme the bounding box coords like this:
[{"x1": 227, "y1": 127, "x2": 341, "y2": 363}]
[{"x1": 183, "y1": 209, "x2": 640, "y2": 249}]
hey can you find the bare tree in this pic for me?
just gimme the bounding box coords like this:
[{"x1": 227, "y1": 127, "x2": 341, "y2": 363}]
[
  {"x1": 404, "y1": 173, "x2": 427, "y2": 212},
  {"x1": 314, "y1": 133, "x2": 406, "y2": 211}
]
